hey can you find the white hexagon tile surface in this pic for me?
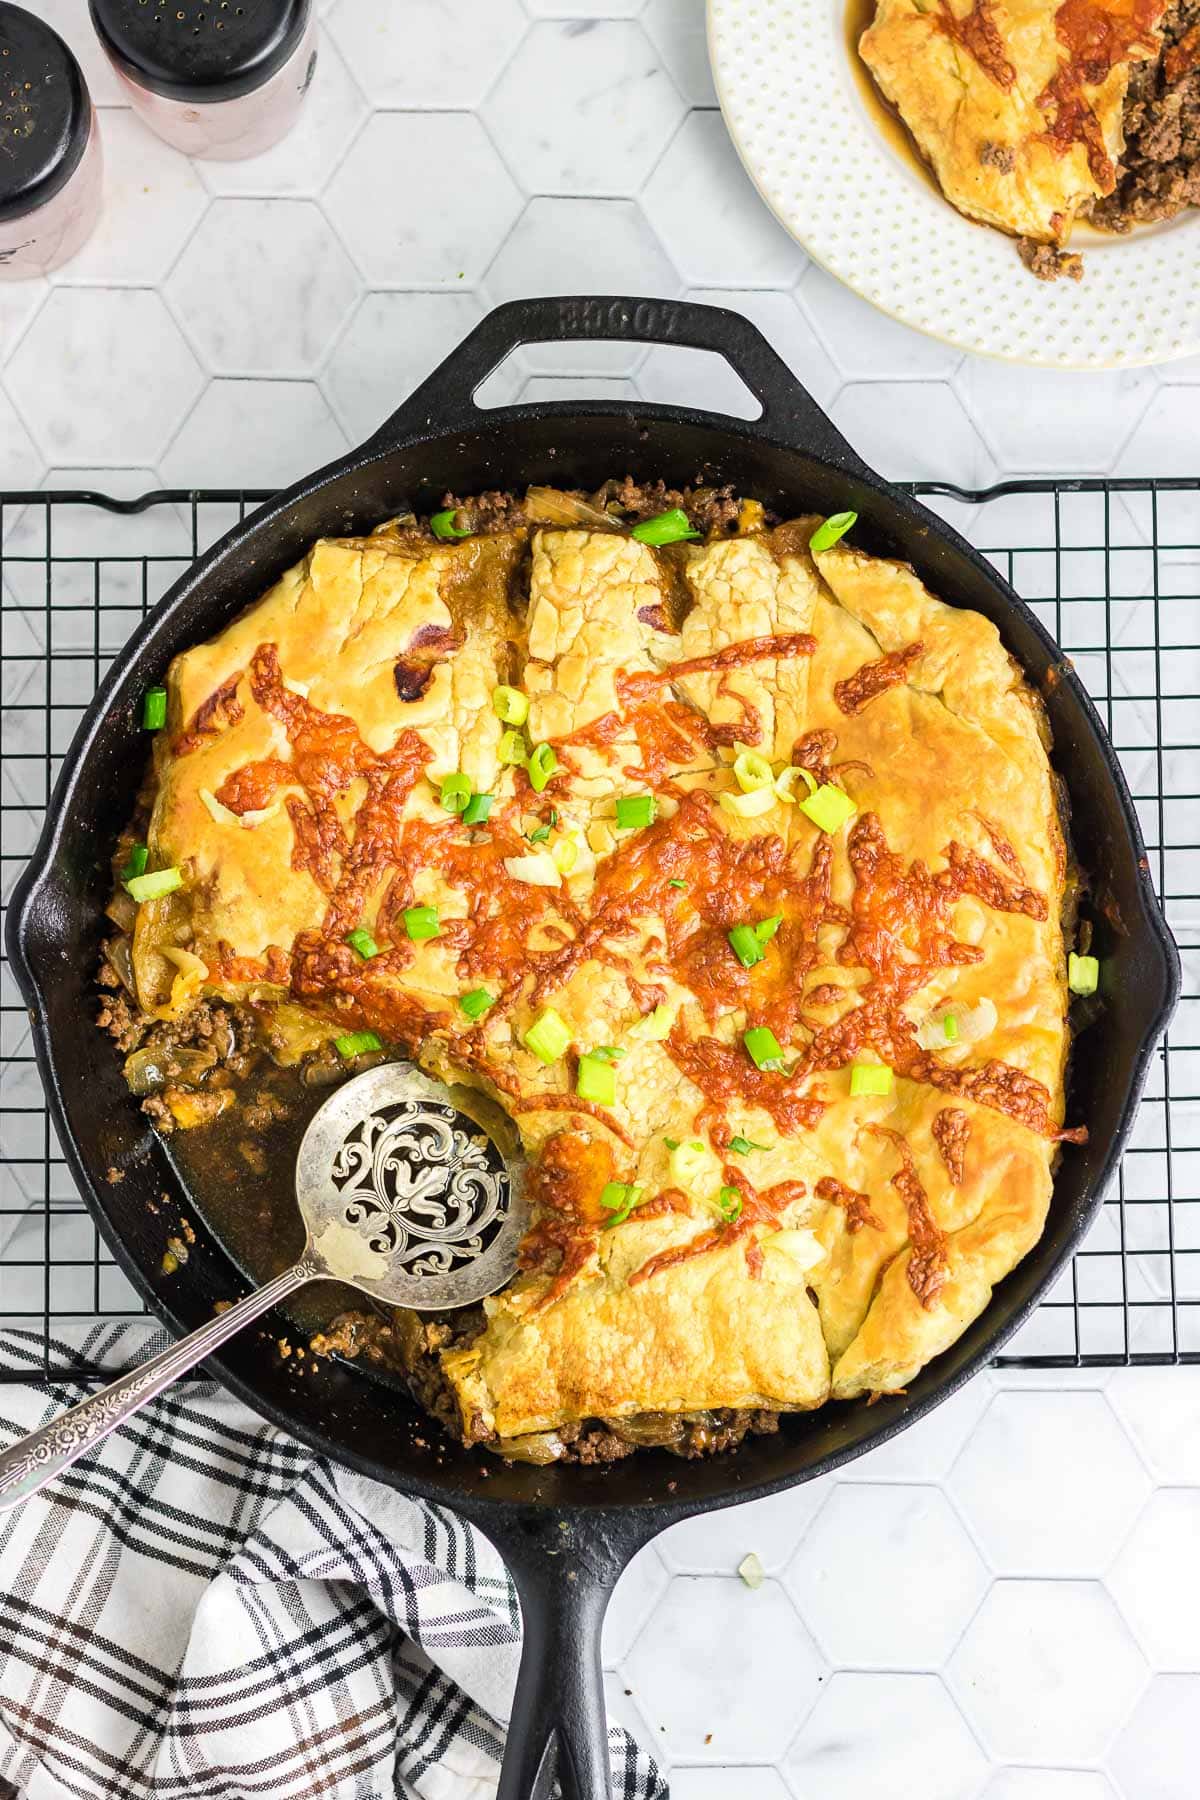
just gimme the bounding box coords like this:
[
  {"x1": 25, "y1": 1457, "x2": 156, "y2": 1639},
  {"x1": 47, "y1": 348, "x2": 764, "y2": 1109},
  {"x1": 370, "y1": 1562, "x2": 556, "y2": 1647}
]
[{"x1": 0, "y1": 4, "x2": 1198, "y2": 1796}]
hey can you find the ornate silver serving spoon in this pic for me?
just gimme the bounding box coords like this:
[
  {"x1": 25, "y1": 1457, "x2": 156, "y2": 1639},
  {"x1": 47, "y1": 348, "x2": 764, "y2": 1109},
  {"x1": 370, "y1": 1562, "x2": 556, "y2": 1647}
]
[{"x1": 0, "y1": 1063, "x2": 526, "y2": 1512}]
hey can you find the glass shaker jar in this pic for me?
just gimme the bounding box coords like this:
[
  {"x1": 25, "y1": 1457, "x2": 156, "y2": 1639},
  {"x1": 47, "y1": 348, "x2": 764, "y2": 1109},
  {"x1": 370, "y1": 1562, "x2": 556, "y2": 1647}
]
[
  {"x1": 0, "y1": 5, "x2": 102, "y2": 281},
  {"x1": 89, "y1": 0, "x2": 316, "y2": 162}
]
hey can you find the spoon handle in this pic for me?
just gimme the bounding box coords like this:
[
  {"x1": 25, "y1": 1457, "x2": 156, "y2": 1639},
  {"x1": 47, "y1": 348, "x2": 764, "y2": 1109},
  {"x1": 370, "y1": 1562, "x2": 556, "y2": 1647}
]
[{"x1": 0, "y1": 1254, "x2": 323, "y2": 1514}]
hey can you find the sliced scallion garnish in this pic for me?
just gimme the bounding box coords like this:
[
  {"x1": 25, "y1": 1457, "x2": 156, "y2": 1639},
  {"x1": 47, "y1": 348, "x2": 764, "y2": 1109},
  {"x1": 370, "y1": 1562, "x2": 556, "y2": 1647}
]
[
  {"x1": 744, "y1": 1026, "x2": 784, "y2": 1072},
  {"x1": 462, "y1": 791, "x2": 494, "y2": 825},
  {"x1": 798, "y1": 782, "x2": 856, "y2": 834},
  {"x1": 809, "y1": 510, "x2": 858, "y2": 554},
  {"x1": 336, "y1": 1030, "x2": 382, "y2": 1059},
  {"x1": 631, "y1": 507, "x2": 701, "y2": 546},
  {"x1": 576, "y1": 1052, "x2": 617, "y2": 1106},
  {"x1": 728, "y1": 923, "x2": 766, "y2": 969},
  {"x1": 346, "y1": 927, "x2": 379, "y2": 960},
  {"x1": 493, "y1": 684, "x2": 529, "y2": 726},
  {"x1": 1068, "y1": 952, "x2": 1099, "y2": 996},
  {"x1": 716, "y1": 1184, "x2": 743, "y2": 1223},
  {"x1": 141, "y1": 686, "x2": 167, "y2": 731},
  {"x1": 440, "y1": 772, "x2": 472, "y2": 814},
  {"x1": 498, "y1": 729, "x2": 527, "y2": 767},
  {"x1": 431, "y1": 508, "x2": 470, "y2": 540},
  {"x1": 403, "y1": 905, "x2": 440, "y2": 942},
  {"x1": 729, "y1": 1135, "x2": 770, "y2": 1155},
  {"x1": 528, "y1": 742, "x2": 558, "y2": 793},
  {"x1": 615, "y1": 792, "x2": 655, "y2": 831},
  {"x1": 523, "y1": 1006, "x2": 570, "y2": 1064},
  {"x1": 733, "y1": 749, "x2": 774, "y2": 794},
  {"x1": 125, "y1": 866, "x2": 183, "y2": 902},
  {"x1": 120, "y1": 844, "x2": 149, "y2": 883},
  {"x1": 849, "y1": 1062, "x2": 893, "y2": 1096},
  {"x1": 459, "y1": 987, "x2": 495, "y2": 1021}
]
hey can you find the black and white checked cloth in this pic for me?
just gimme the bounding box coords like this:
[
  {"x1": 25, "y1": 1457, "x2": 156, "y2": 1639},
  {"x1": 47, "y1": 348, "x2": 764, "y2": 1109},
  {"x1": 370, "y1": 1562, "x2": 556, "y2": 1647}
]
[{"x1": 0, "y1": 1326, "x2": 666, "y2": 1800}]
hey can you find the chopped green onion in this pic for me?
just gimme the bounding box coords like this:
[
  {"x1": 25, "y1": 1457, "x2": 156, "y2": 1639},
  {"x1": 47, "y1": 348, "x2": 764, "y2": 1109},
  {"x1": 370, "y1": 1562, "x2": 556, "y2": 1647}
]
[
  {"x1": 589, "y1": 1045, "x2": 627, "y2": 1062},
  {"x1": 664, "y1": 1136, "x2": 680, "y2": 1151},
  {"x1": 729, "y1": 923, "x2": 766, "y2": 969},
  {"x1": 440, "y1": 772, "x2": 472, "y2": 814},
  {"x1": 125, "y1": 866, "x2": 183, "y2": 902},
  {"x1": 528, "y1": 742, "x2": 558, "y2": 793},
  {"x1": 403, "y1": 905, "x2": 440, "y2": 941},
  {"x1": 120, "y1": 844, "x2": 148, "y2": 883},
  {"x1": 849, "y1": 1062, "x2": 893, "y2": 1097},
  {"x1": 628, "y1": 1002, "x2": 675, "y2": 1041},
  {"x1": 615, "y1": 792, "x2": 656, "y2": 831},
  {"x1": 599, "y1": 1181, "x2": 644, "y2": 1228},
  {"x1": 729, "y1": 1135, "x2": 770, "y2": 1155},
  {"x1": 336, "y1": 1030, "x2": 382, "y2": 1059},
  {"x1": 346, "y1": 927, "x2": 379, "y2": 960},
  {"x1": 719, "y1": 785, "x2": 777, "y2": 820},
  {"x1": 716, "y1": 1185, "x2": 743, "y2": 1223},
  {"x1": 493, "y1": 684, "x2": 529, "y2": 726},
  {"x1": 942, "y1": 1013, "x2": 959, "y2": 1043},
  {"x1": 549, "y1": 809, "x2": 559, "y2": 827},
  {"x1": 498, "y1": 729, "x2": 527, "y2": 767},
  {"x1": 523, "y1": 1006, "x2": 570, "y2": 1064},
  {"x1": 668, "y1": 878, "x2": 687, "y2": 889},
  {"x1": 733, "y1": 749, "x2": 774, "y2": 794},
  {"x1": 744, "y1": 1026, "x2": 785, "y2": 1072},
  {"x1": 799, "y1": 782, "x2": 857, "y2": 834},
  {"x1": 755, "y1": 914, "x2": 783, "y2": 944},
  {"x1": 141, "y1": 686, "x2": 167, "y2": 731},
  {"x1": 776, "y1": 764, "x2": 818, "y2": 804},
  {"x1": 631, "y1": 507, "x2": 701, "y2": 546},
  {"x1": 552, "y1": 835, "x2": 578, "y2": 873},
  {"x1": 527, "y1": 823, "x2": 551, "y2": 844},
  {"x1": 431, "y1": 508, "x2": 470, "y2": 540},
  {"x1": 1068, "y1": 952, "x2": 1099, "y2": 996},
  {"x1": 809, "y1": 510, "x2": 858, "y2": 554},
  {"x1": 576, "y1": 1052, "x2": 617, "y2": 1106},
  {"x1": 459, "y1": 987, "x2": 495, "y2": 1021},
  {"x1": 462, "y1": 791, "x2": 494, "y2": 825}
]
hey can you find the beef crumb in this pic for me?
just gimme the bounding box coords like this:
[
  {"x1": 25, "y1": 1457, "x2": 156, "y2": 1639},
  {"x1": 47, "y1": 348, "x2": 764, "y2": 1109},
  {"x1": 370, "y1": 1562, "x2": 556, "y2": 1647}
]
[
  {"x1": 1017, "y1": 238, "x2": 1085, "y2": 282},
  {"x1": 979, "y1": 140, "x2": 1016, "y2": 172}
]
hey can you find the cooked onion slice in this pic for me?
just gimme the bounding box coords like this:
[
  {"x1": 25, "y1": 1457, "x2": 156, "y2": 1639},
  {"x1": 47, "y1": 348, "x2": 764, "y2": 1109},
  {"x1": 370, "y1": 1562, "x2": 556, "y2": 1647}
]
[
  {"x1": 525, "y1": 486, "x2": 625, "y2": 531},
  {"x1": 503, "y1": 850, "x2": 562, "y2": 887}
]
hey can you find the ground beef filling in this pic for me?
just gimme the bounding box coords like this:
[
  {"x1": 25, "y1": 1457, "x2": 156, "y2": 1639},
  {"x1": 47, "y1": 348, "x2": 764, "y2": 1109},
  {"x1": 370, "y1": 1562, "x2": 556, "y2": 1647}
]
[{"x1": 1088, "y1": 0, "x2": 1200, "y2": 231}]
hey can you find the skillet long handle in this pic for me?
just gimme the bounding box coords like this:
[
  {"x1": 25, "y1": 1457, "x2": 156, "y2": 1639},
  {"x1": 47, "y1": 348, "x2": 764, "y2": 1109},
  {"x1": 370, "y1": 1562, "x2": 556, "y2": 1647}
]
[
  {"x1": 0, "y1": 1256, "x2": 320, "y2": 1513},
  {"x1": 501, "y1": 1550, "x2": 612, "y2": 1800},
  {"x1": 469, "y1": 1508, "x2": 655, "y2": 1800}
]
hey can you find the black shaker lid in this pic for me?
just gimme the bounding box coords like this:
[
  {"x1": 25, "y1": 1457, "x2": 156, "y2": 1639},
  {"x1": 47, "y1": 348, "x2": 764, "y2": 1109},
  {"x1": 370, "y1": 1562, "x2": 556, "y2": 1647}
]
[
  {"x1": 89, "y1": 0, "x2": 310, "y2": 103},
  {"x1": 0, "y1": 5, "x2": 92, "y2": 227}
]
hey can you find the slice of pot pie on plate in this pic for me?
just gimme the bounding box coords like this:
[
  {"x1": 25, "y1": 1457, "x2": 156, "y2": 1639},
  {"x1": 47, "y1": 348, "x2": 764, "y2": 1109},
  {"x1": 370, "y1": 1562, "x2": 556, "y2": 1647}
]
[
  {"x1": 100, "y1": 488, "x2": 1087, "y2": 1463},
  {"x1": 859, "y1": 0, "x2": 1177, "y2": 277}
]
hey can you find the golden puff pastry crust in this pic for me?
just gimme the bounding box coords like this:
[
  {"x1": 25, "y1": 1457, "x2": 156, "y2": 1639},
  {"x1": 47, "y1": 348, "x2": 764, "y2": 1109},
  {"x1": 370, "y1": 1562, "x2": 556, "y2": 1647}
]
[
  {"x1": 860, "y1": 0, "x2": 1169, "y2": 243},
  {"x1": 130, "y1": 504, "x2": 1082, "y2": 1450}
]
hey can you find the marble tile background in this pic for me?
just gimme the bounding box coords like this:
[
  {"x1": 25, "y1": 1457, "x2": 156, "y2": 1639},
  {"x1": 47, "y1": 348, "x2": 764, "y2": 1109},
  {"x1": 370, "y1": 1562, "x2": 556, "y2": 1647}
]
[{"x1": 1, "y1": 3, "x2": 1198, "y2": 1796}]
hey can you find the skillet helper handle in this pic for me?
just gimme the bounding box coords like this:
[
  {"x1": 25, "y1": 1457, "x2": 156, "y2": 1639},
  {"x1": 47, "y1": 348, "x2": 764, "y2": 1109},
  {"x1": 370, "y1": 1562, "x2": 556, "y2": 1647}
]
[
  {"x1": 0, "y1": 1256, "x2": 321, "y2": 1513},
  {"x1": 475, "y1": 1510, "x2": 655, "y2": 1800},
  {"x1": 365, "y1": 294, "x2": 868, "y2": 473}
]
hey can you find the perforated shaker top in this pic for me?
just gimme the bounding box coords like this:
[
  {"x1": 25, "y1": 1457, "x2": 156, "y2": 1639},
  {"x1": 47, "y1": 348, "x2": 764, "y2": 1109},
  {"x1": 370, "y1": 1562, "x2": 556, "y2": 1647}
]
[
  {"x1": 0, "y1": 5, "x2": 92, "y2": 227},
  {"x1": 89, "y1": 0, "x2": 310, "y2": 103}
]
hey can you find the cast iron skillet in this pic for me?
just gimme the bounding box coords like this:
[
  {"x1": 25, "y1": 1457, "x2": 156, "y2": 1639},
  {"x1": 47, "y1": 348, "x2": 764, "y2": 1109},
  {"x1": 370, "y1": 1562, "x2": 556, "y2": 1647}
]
[{"x1": 7, "y1": 297, "x2": 1180, "y2": 1799}]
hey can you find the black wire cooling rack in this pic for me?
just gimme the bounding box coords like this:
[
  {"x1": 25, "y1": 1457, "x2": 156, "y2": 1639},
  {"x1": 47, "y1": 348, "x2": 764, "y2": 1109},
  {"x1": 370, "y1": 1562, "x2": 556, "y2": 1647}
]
[{"x1": 0, "y1": 481, "x2": 1196, "y2": 1383}]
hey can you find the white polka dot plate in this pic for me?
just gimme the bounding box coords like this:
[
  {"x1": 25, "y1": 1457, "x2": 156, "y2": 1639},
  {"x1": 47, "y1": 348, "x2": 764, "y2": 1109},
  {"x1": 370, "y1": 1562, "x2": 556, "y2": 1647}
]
[{"x1": 707, "y1": 0, "x2": 1200, "y2": 368}]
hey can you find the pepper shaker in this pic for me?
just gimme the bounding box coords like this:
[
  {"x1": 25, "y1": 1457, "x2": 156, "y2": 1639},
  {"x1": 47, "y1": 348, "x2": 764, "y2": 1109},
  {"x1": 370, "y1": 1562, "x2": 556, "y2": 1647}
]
[
  {"x1": 0, "y1": 4, "x2": 102, "y2": 281},
  {"x1": 89, "y1": 0, "x2": 316, "y2": 161}
]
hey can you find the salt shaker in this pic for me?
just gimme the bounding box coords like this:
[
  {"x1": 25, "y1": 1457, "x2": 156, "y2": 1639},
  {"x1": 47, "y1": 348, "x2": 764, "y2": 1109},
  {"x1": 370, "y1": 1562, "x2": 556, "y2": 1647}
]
[
  {"x1": 89, "y1": 0, "x2": 316, "y2": 161},
  {"x1": 0, "y1": 5, "x2": 102, "y2": 281}
]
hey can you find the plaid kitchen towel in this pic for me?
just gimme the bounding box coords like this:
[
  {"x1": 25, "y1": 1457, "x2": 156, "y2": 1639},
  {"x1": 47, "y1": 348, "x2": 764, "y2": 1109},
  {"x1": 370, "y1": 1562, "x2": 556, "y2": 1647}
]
[{"x1": 0, "y1": 1325, "x2": 666, "y2": 1800}]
